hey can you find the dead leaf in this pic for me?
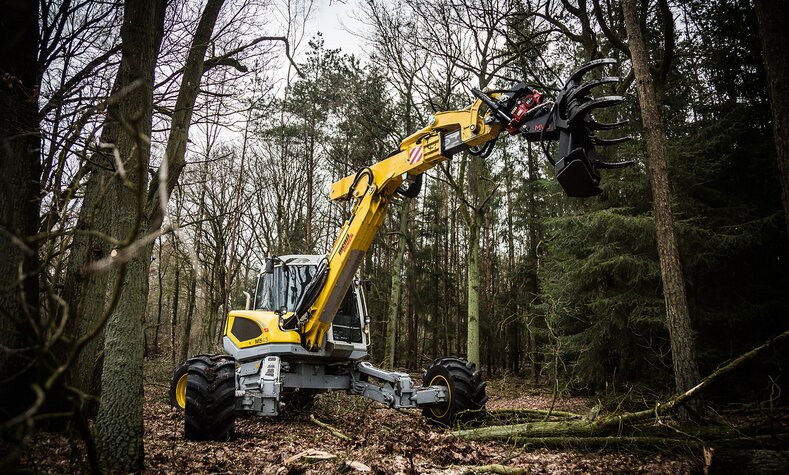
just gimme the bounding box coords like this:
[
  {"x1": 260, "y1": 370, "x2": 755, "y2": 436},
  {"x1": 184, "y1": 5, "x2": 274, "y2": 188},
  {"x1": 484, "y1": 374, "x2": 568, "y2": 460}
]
[
  {"x1": 346, "y1": 460, "x2": 372, "y2": 472},
  {"x1": 284, "y1": 449, "x2": 336, "y2": 465}
]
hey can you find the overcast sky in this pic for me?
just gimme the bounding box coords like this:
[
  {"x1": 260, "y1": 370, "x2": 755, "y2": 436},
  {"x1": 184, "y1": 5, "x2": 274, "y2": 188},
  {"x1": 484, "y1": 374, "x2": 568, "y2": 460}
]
[{"x1": 304, "y1": 0, "x2": 365, "y2": 56}]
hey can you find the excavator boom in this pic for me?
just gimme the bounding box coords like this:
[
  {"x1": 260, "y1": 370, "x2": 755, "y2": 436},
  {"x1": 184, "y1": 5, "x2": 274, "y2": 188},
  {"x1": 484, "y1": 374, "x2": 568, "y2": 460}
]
[{"x1": 295, "y1": 59, "x2": 631, "y2": 350}]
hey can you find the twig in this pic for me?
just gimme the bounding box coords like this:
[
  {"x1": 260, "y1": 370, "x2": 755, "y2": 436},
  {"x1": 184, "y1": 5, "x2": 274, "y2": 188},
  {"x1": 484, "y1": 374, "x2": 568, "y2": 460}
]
[
  {"x1": 460, "y1": 463, "x2": 526, "y2": 475},
  {"x1": 309, "y1": 414, "x2": 351, "y2": 441}
]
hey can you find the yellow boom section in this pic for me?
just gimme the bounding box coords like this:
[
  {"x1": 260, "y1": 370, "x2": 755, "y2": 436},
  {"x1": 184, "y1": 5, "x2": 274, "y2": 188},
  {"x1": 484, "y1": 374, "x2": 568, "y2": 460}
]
[{"x1": 300, "y1": 96, "x2": 504, "y2": 350}]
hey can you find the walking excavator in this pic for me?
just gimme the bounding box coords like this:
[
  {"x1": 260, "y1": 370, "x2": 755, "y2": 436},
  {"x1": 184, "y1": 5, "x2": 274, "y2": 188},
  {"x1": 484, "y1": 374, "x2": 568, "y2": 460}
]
[{"x1": 169, "y1": 59, "x2": 631, "y2": 440}]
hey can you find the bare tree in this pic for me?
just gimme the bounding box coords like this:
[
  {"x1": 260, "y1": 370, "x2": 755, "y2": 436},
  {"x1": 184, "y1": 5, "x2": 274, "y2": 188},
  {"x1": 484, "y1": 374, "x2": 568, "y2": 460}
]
[
  {"x1": 92, "y1": 0, "x2": 167, "y2": 470},
  {"x1": 622, "y1": 0, "x2": 700, "y2": 418}
]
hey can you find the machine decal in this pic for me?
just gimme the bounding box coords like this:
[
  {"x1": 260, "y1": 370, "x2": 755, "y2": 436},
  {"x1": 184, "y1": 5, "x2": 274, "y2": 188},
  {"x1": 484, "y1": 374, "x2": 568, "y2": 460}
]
[
  {"x1": 340, "y1": 232, "x2": 354, "y2": 254},
  {"x1": 408, "y1": 144, "x2": 423, "y2": 164}
]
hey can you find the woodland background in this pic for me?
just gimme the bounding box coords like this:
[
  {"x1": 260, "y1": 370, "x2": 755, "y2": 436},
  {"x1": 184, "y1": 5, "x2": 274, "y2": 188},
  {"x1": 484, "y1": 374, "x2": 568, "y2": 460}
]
[{"x1": 1, "y1": 0, "x2": 788, "y2": 472}]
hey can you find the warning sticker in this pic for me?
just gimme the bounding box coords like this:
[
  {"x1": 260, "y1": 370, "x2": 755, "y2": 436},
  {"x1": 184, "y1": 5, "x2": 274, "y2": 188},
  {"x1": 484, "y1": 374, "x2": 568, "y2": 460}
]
[{"x1": 408, "y1": 144, "x2": 423, "y2": 165}]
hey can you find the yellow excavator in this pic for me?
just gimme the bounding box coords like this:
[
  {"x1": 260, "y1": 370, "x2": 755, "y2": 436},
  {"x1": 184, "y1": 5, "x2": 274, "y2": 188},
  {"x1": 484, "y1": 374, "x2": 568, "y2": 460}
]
[{"x1": 169, "y1": 59, "x2": 631, "y2": 440}]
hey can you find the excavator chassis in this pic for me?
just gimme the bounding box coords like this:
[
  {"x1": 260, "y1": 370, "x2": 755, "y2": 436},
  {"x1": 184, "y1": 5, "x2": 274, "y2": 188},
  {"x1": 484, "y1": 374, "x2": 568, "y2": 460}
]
[
  {"x1": 234, "y1": 357, "x2": 447, "y2": 417},
  {"x1": 173, "y1": 352, "x2": 486, "y2": 441}
]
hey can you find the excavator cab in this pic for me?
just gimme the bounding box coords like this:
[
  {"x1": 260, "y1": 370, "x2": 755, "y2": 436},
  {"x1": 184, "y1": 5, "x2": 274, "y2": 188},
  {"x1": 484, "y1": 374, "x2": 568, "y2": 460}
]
[{"x1": 252, "y1": 255, "x2": 369, "y2": 348}]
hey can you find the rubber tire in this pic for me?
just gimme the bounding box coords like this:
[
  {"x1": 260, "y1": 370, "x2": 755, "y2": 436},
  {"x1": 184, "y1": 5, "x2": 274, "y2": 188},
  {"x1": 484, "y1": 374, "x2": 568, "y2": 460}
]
[
  {"x1": 184, "y1": 354, "x2": 237, "y2": 441},
  {"x1": 169, "y1": 361, "x2": 190, "y2": 410},
  {"x1": 422, "y1": 357, "x2": 487, "y2": 427}
]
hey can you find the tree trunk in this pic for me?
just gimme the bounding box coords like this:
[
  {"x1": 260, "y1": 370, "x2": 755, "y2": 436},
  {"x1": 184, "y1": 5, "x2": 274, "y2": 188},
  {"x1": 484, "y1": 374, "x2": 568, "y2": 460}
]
[
  {"x1": 467, "y1": 215, "x2": 481, "y2": 368},
  {"x1": 622, "y1": 0, "x2": 700, "y2": 416},
  {"x1": 181, "y1": 269, "x2": 197, "y2": 363},
  {"x1": 504, "y1": 149, "x2": 520, "y2": 375},
  {"x1": 146, "y1": 0, "x2": 226, "y2": 232},
  {"x1": 153, "y1": 241, "x2": 165, "y2": 355},
  {"x1": 526, "y1": 142, "x2": 541, "y2": 383},
  {"x1": 182, "y1": 162, "x2": 208, "y2": 361},
  {"x1": 94, "y1": 0, "x2": 166, "y2": 471},
  {"x1": 384, "y1": 200, "x2": 409, "y2": 369},
  {"x1": 0, "y1": 0, "x2": 41, "y2": 433},
  {"x1": 64, "y1": 28, "x2": 128, "y2": 408},
  {"x1": 753, "y1": 0, "x2": 789, "y2": 241},
  {"x1": 171, "y1": 247, "x2": 180, "y2": 367}
]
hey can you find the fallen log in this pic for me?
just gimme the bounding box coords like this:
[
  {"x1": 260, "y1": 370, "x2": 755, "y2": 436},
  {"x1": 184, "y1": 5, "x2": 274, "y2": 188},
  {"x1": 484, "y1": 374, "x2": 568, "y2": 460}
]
[
  {"x1": 454, "y1": 329, "x2": 789, "y2": 443},
  {"x1": 494, "y1": 435, "x2": 704, "y2": 450},
  {"x1": 486, "y1": 408, "x2": 582, "y2": 420}
]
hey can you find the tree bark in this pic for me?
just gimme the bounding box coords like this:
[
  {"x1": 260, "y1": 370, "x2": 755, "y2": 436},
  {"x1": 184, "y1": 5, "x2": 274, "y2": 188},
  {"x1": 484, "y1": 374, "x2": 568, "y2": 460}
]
[
  {"x1": 385, "y1": 200, "x2": 409, "y2": 369},
  {"x1": 0, "y1": 0, "x2": 41, "y2": 432},
  {"x1": 753, "y1": 0, "x2": 789, "y2": 241},
  {"x1": 622, "y1": 0, "x2": 700, "y2": 416},
  {"x1": 63, "y1": 25, "x2": 124, "y2": 407},
  {"x1": 94, "y1": 0, "x2": 166, "y2": 471},
  {"x1": 67, "y1": 0, "x2": 225, "y2": 405},
  {"x1": 171, "y1": 244, "x2": 180, "y2": 367},
  {"x1": 467, "y1": 215, "x2": 481, "y2": 368}
]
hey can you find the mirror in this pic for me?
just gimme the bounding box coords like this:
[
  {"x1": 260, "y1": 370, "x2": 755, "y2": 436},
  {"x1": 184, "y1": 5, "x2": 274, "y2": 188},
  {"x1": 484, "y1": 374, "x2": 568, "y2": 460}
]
[
  {"x1": 263, "y1": 256, "x2": 274, "y2": 274},
  {"x1": 243, "y1": 291, "x2": 252, "y2": 310}
]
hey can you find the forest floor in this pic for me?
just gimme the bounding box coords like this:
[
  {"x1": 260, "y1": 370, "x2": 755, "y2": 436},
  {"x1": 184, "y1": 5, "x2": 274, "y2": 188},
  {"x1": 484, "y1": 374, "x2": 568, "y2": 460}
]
[{"x1": 21, "y1": 358, "x2": 703, "y2": 474}]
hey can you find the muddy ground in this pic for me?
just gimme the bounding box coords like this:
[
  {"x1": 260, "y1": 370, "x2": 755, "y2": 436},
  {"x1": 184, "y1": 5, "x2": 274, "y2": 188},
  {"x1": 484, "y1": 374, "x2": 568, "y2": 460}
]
[{"x1": 21, "y1": 359, "x2": 702, "y2": 474}]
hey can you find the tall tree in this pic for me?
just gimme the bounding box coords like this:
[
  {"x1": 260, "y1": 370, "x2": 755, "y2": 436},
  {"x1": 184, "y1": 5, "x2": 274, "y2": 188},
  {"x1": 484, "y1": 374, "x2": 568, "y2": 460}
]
[
  {"x1": 147, "y1": 0, "x2": 225, "y2": 233},
  {"x1": 385, "y1": 200, "x2": 409, "y2": 368},
  {"x1": 622, "y1": 0, "x2": 700, "y2": 415},
  {"x1": 362, "y1": 1, "x2": 423, "y2": 369},
  {"x1": 93, "y1": 0, "x2": 166, "y2": 470},
  {"x1": 0, "y1": 0, "x2": 41, "y2": 441},
  {"x1": 753, "y1": 0, "x2": 789, "y2": 241}
]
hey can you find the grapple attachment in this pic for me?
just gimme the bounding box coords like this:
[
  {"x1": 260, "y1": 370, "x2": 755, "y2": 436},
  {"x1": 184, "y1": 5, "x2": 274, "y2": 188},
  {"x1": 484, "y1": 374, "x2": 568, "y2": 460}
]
[
  {"x1": 475, "y1": 58, "x2": 632, "y2": 198},
  {"x1": 550, "y1": 58, "x2": 632, "y2": 197}
]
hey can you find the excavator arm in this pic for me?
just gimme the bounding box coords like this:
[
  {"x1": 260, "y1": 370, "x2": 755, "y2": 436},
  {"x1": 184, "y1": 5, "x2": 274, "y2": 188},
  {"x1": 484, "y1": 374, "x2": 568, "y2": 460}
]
[{"x1": 292, "y1": 59, "x2": 631, "y2": 350}]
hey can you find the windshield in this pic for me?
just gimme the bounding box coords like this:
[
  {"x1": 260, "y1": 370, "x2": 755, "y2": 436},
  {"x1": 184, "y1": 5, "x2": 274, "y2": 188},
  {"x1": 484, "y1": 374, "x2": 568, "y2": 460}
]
[{"x1": 254, "y1": 265, "x2": 315, "y2": 312}]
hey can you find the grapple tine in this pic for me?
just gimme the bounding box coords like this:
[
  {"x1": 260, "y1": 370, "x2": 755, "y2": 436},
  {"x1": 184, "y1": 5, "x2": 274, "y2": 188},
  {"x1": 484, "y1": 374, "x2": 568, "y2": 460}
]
[
  {"x1": 594, "y1": 159, "x2": 636, "y2": 169},
  {"x1": 587, "y1": 118, "x2": 629, "y2": 131},
  {"x1": 567, "y1": 77, "x2": 620, "y2": 103},
  {"x1": 516, "y1": 58, "x2": 632, "y2": 198},
  {"x1": 566, "y1": 58, "x2": 617, "y2": 85},
  {"x1": 591, "y1": 135, "x2": 632, "y2": 146},
  {"x1": 569, "y1": 95, "x2": 626, "y2": 123}
]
